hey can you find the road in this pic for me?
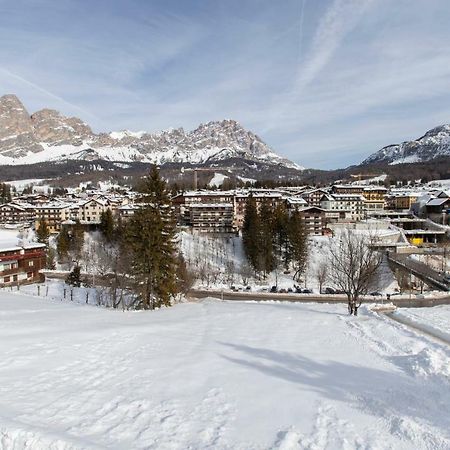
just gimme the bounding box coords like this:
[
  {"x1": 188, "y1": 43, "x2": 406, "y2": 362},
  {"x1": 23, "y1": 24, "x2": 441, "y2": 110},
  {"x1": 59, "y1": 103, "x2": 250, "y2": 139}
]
[{"x1": 188, "y1": 289, "x2": 450, "y2": 308}]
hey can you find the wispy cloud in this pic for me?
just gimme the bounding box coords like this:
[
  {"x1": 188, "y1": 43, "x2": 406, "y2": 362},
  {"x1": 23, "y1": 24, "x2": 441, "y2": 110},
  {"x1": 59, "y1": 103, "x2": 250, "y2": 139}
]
[
  {"x1": 1, "y1": 0, "x2": 449, "y2": 168},
  {"x1": 295, "y1": 0, "x2": 378, "y2": 94}
]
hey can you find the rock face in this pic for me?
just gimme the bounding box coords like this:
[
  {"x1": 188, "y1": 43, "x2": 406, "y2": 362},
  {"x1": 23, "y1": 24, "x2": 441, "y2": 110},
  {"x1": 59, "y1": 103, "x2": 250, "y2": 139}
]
[
  {"x1": 0, "y1": 94, "x2": 43, "y2": 157},
  {"x1": 0, "y1": 94, "x2": 301, "y2": 170},
  {"x1": 31, "y1": 109, "x2": 93, "y2": 145},
  {"x1": 362, "y1": 124, "x2": 450, "y2": 165}
]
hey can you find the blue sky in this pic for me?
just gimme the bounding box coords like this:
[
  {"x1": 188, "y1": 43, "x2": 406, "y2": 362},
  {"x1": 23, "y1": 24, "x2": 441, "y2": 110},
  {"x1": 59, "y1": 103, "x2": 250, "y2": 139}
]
[{"x1": 1, "y1": 0, "x2": 450, "y2": 169}]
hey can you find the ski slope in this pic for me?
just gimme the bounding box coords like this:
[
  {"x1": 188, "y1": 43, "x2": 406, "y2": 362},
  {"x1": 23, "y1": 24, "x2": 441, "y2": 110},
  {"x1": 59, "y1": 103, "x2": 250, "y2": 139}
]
[{"x1": 0, "y1": 294, "x2": 449, "y2": 449}]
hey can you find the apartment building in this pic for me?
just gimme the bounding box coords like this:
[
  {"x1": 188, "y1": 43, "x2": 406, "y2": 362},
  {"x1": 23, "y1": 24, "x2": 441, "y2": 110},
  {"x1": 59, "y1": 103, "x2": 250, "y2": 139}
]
[
  {"x1": 34, "y1": 203, "x2": 72, "y2": 232},
  {"x1": 189, "y1": 203, "x2": 234, "y2": 233},
  {"x1": 0, "y1": 202, "x2": 35, "y2": 224},
  {"x1": 320, "y1": 193, "x2": 366, "y2": 221}
]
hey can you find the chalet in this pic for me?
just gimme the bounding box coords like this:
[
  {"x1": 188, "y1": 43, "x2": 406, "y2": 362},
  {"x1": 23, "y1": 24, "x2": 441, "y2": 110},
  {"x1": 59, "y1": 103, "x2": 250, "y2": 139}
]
[{"x1": 0, "y1": 242, "x2": 46, "y2": 286}]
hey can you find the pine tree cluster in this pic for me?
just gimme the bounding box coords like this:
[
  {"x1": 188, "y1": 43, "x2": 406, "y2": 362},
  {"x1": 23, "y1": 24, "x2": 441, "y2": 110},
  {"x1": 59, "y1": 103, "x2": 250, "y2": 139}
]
[{"x1": 242, "y1": 196, "x2": 308, "y2": 281}]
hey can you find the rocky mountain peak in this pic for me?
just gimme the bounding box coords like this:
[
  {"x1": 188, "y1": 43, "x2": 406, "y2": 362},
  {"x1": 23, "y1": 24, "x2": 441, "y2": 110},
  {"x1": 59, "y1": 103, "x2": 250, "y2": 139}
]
[
  {"x1": 0, "y1": 94, "x2": 42, "y2": 157},
  {"x1": 362, "y1": 123, "x2": 450, "y2": 165},
  {"x1": 30, "y1": 108, "x2": 93, "y2": 145},
  {"x1": 0, "y1": 94, "x2": 301, "y2": 170}
]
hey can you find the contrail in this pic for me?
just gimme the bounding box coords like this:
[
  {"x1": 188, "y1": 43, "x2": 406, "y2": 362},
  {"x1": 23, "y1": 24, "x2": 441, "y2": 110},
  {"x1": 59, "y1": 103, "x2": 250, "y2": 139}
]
[{"x1": 0, "y1": 67, "x2": 99, "y2": 122}]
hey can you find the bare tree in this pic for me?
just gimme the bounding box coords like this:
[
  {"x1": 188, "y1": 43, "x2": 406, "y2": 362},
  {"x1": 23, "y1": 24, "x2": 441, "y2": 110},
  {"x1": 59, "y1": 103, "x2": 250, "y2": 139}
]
[
  {"x1": 329, "y1": 230, "x2": 383, "y2": 315},
  {"x1": 239, "y1": 262, "x2": 253, "y2": 286},
  {"x1": 224, "y1": 260, "x2": 236, "y2": 287},
  {"x1": 316, "y1": 260, "x2": 328, "y2": 294},
  {"x1": 395, "y1": 268, "x2": 410, "y2": 294}
]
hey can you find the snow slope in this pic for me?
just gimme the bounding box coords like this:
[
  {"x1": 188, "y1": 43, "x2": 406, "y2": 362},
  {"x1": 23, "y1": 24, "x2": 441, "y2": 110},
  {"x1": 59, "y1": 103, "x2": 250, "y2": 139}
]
[{"x1": 1, "y1": 294, "x2": 449, "y2": 449}]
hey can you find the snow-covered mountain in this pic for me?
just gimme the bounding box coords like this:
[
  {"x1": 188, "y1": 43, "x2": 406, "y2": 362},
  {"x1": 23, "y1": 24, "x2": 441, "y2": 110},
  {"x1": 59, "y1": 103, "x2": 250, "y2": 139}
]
[
  {"x1": 0, "y1": 94, "x2": 302, "y2": 170},
  {"x1": 362, "y1": 124, "x2": 450, "y2": 165}
]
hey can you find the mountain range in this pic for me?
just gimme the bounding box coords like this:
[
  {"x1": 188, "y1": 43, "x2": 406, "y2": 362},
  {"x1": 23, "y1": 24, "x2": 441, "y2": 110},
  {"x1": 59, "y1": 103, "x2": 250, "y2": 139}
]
[
  {"x1": 1, "y1": 93, "x2": 449, "y2": 186},
  {"x1": 0, "y1": 94, "x2": 300, "y2": 172},
  {"x1": 362, "y1": 124, "x2": 450, "y2": 165}
]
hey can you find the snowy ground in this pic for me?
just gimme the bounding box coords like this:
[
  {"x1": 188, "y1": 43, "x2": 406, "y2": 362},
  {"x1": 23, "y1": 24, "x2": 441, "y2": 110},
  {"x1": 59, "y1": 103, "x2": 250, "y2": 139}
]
[
  {"x1": 393, "y1": 305, "x2": 450, "y2": 343},
  {"x1": 1, "y1": 294, "x2": 450, "y2": 449}
]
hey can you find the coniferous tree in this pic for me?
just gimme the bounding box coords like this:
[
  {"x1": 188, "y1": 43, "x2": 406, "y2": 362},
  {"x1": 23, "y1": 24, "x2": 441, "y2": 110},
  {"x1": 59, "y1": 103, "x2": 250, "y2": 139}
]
[
  {"x1": 70, "y1": 220, "x2": 85, "y2": 262},
  {"x1": 242, "y1": 194, "x2": 261, "y2": 274},
  {"x1": 0, "y1": 183, "x2": 11, "y2": 203},
  {"x1": 125, "y1": 166, "x2": 178, "y2": 309},
  {"x1": 36, "y1": 220, "x2": 50, "y2": 246},
  {"x1": 288, "y1": 211, "x2": 308, "y2": 282},
  {"x1": 57, "y1": 227, "x2": 70, "y2": 262},
  {"x1": 259, "y1": 200, "x2": 276, "y2": 278},
  {"x1": 99, "y1": 209, "x2": 115, "y2": 242},
  {"x1": 66, "y1": 265, "x2": 82, "y2": 287}
]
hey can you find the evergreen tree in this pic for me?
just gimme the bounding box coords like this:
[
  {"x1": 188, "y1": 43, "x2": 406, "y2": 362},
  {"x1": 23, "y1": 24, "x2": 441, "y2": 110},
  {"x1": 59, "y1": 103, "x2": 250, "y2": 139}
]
[
  {"x1": 99, "y1": 208, "x2": 115, "y2": 242},
  {"x1": 124, "y1": 166, "x2": 178, "y2": 309},
  {"x1": 57, "y1": 227, "x2": 70, "y2": 262},
  {"x1": 259, "y1": 200, "x2": 276, "y2": 277},
  {"x1": 242, "y1": 194, "x2": 261, "y2": 273},
  {"x1": 70, "y1": 220, "x2": 85, "y2": 261},
  {"x1": 288, "y1": 211, "x2": 308, "y2": 282},
  {"x1": 66, "y1": 265, "x2": 82, "y2": 287},
  {"x1": 36, "y1": 220, "x2": 50, "y2": 246},
  {"x1": 0, "y1": 183, "x2": 11, "y2": 203}
]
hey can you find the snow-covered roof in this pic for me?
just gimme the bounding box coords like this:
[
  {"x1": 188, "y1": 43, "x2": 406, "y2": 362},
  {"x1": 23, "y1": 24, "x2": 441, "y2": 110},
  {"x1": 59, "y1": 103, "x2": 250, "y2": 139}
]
[
  {"x1": 426, "y1": 198, "x2": 449, "y2": 206},
  {"x1": 190, "y1": 203, "x2": 233, "y2": 208}
]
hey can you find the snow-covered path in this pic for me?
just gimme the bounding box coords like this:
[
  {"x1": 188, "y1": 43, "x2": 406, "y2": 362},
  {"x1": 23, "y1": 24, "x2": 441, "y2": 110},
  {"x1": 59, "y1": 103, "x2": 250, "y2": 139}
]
[{"x1": 1, "y1": 295, "x2": 450, "y2": 449}]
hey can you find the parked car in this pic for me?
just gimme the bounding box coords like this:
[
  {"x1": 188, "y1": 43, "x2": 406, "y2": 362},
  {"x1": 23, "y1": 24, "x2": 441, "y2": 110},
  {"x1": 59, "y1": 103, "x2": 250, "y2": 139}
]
[
  {"x1": 295, "y1": 287, "x2": 303, "y2": 293},
  {"x1": 287, "y1": 288, "x2": 293, "y2": 293},
  {"x1": 369, "y1": 291, "x2": 382, "y2": 296},
  {"x1": 279, "y1": 288, "x2": 287, "y2": 293},
  {"x1": 270, "y1": 286, "x2": 278, "y2": 293},
  {"x1": 245, "y1": 286, "x2": 252, "y2": 291},
  {"x1": 302, "y1": 289, "x2": 313, "y2": 294},
  {"x1": 324, "y1": 287, "x2": 335, "y2": 294}
]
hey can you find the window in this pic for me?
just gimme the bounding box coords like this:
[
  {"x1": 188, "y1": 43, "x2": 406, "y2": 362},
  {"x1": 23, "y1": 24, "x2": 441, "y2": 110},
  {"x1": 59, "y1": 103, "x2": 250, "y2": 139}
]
[
  {"x1": 4, "y1": 276, "x2": 10, "y2": 283},
  {"x1": 29, "y1": 260, "x2": 34, "y2": 267}
]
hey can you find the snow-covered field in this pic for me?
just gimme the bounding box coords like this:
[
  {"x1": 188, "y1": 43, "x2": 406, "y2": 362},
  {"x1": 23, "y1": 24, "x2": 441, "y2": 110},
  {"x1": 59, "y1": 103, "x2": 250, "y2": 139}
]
[{"x1": 1, "y1": 294, "x2": 450, "y2": 449}]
